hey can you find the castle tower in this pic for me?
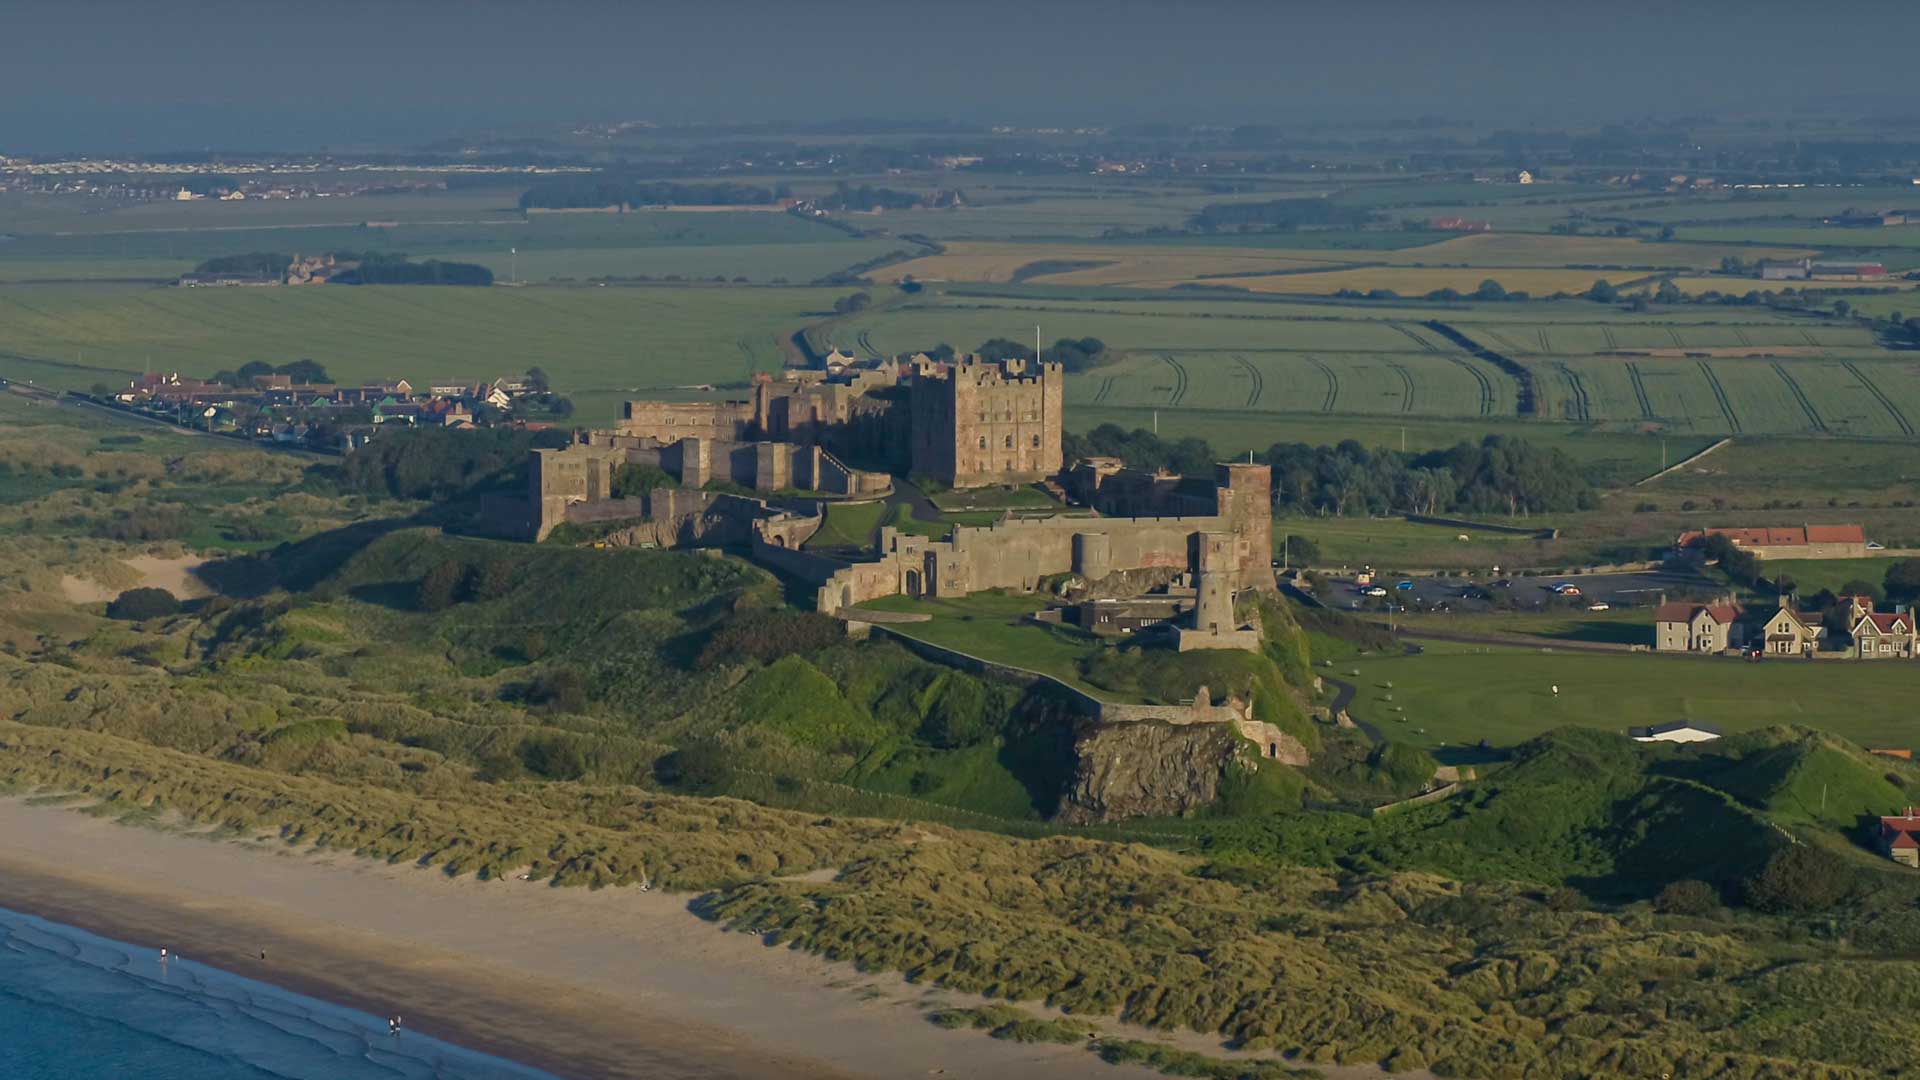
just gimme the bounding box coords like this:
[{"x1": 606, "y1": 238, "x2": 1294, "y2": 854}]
[
  {"x1": 1193, "y1": 532, "x2": 1236, "y2": 634},
  {"x1": 909, "y1": 357, "x2": 1063, "y2": 488},
  {"x1": 1213, "y1": 462, "x2": 1274, "y2": 591}
]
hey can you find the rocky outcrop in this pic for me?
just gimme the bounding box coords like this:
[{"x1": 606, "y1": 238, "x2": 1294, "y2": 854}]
[{"x1": 1055, "y1": 720, "x2": 1243, "y2": 824}]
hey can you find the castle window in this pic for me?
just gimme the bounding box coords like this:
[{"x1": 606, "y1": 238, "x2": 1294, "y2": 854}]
[
  {"x1": 978, "y1": 437, "x2": 987, "y2": 449},
  {"x1": 1032, "y1": 435, "x2": 1041, "y2": 447},
  {"x1": 1004, "y1": 435, "x2": 1013, "y2": 448}
]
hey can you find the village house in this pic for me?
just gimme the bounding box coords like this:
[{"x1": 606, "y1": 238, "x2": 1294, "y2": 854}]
[
  {"x1": 1849, "y1": 599, "x2": 1918, "y2": 659},
  {"x1": 1654, "y1": 598, "x2": 1746, "y2": 654},
  {"x1": 1877, "y1": 809, "x2": 1920, "y2": 868},
  {"x1": 1757, "y1": 602, "x2": 1827, "y2": 657}
]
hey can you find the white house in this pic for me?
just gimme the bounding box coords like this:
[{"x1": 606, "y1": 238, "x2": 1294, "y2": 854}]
[{"x1": 1628, "y1": 721, "x2": 1722, "y2": 744}]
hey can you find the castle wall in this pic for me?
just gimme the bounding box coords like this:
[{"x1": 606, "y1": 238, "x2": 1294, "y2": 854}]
[{"x1": 618, "y1": 400, "x2": 752, "y2": 442}]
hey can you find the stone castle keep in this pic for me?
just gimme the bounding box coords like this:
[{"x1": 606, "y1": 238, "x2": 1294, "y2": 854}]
[{"x1": 522, "y1": 351, "x2": 1271, "y2": 649}]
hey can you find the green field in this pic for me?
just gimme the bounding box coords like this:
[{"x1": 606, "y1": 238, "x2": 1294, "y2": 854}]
[
  {"x1": 0, "y1": 284, "x2": 842, "y2": 426},
  {"x1": 1344, "y1": 648, "x2": 1920, "y2": 754}
]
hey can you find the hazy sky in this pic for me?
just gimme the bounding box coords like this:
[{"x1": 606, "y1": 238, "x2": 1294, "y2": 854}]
[{"x1": 2, "y1": 0, "x2": 1914, "y2": 152}]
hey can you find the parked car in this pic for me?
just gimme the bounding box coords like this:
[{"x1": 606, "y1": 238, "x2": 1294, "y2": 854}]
[
  {"x1": 1587, "y1": 602, "x2": 1610, "y2": 611},
  {"x1": 1554, "y1": 584, "x2": 1582, "y2": 596},
  {"x1": 1868, "y1": 541, "x2": 1886, "y2": 551},
  {"x1": 1395, "y1": 580, "x2": 1416, "y2": 591},
  {"x1": 1362, "y1": 586, "x2": 1389, "y2": 597}
]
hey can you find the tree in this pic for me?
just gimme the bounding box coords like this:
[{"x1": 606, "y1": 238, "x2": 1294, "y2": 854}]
[
  {"x1": 1473, "y1": 278, "x2": 1507, "y2": 301},
  {"x1": 1833, "y1": 299, "x2": 1852, "y2": 318},
  {"x1": 1659, "y1": 225, "x2": 1677, "y2": 241},
  {"x1": 1586, "y1": 279, "x2": 1619, "y2": 304},
  {"x1": 1655, "y1": 279, "x2": 1685, "y2": 305},
  {"x1": 1278, "y1": 534, "x2": 1321, "y2": 568},
  {"x1": 831, "y1": 292, "x2": 871, "y2": 315},
  {"x1": 524, "y1": 366, "x2": 551, "y2": 393},
  {"x1": 278, "y1": 359, "x2": 331, "y2": 384},
  {"x1": 107, "y1": 587, "x2": 180, "y2": 620},
  {"x1": 529, "y1": 666, "x2": 588, "y2": 713},
  {"x1": 1744, "y1": 845, "x2": 1849, "y2": 913},
  {"x1": 1885, "y1": 559, "x2": 1920, "y2": 605},
  {"x1": 89, "y1": 382, "x2": 111, "y2": 398}
]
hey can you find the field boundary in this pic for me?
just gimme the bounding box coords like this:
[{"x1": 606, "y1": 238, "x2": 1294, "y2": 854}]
[{"x1": 1634, "y1": 436, "x2": 1734, "y2": 486}]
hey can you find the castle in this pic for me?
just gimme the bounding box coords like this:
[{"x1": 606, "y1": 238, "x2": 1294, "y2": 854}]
[{"x1": 520, "y1": 351, "x2": 1271, "y2": 650}]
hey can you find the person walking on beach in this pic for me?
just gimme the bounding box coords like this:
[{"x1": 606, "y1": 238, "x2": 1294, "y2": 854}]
[{"x1": 159, "y1": 948, "x2": 168, "y2": 961}]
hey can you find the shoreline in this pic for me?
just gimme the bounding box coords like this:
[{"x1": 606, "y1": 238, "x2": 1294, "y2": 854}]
[{"x1": 0, "y1": 798, "x2": 1192, "y2": 1080}]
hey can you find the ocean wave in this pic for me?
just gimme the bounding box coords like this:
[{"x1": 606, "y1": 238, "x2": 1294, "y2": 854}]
[{"x1": 0, "y1": 907, "x2": 554, "y2": 1080}]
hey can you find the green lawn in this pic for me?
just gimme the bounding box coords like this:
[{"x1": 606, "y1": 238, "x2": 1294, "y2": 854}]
[
  {"x1": 857, "y1": 591, "x2": 1113, "y2": 695},
  {"x1": 803, "y1": 500, "x2": 889, "y2": 551},
  {"x1": 1281, "y1": 515, "x2": 1563, "y2": 571},
  {"x1": 1393, "y1": 607, "x2": 1653, "y2": 645},
  {"x1": 1343, "y1": 648, "x2": 1920, "y2": 754},
  {"x1": 1760, "y1": 557, "x2": 1903, "y2": 597}
]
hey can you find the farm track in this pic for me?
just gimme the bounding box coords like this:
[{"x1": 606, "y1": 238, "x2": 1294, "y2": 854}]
[
  {"x1": 1553, "y1": 362, "x2": 1592, "y2": 421},
  {"x1": 1770, "y1": 362, "x2": 1827, "y2": 433},
  {"x1": 1697, "y1": 361, "x2": 1743, "y2": 434},
  {"x1": 1843, "y1": 361, "x2": 1915, "y2": 436},
  {"x1": 1387, "y1": 322, "x2": 1440, "y2": 353},
  {"x1": 1443, "y1": 354, "x2": 1494, "y2": 416},
  {"x1": 1800, "y1": 329, "x2": 1820, "y2": 347},
  {"x1": 1537, "y1": 328, "x2": 1550, "y2": 353},
  {"x1": 1627, "y1": 362, "x2": 1656, "y2": 420},
  {"x1": 855, "y1": 329, "x2": 882, "y2": 359},
  {"x1": 1732, "y1": 328, "x2": 1753, "y2": 346},
  {"x1": 1304, "y1": 356, "x2": 1339, "y2": 412},
  {"x1": 1667, "y1": 327, "x2": 1687, "y2": 349},
  {"x1": 1422, "y1": 321, "x2": 1534, "y2": 416},
  {"x1": 1231, "y1": 355, "x2": 1264, "y2": 408},
  {"x1": 1383, "y1": 360, "x2": 1415, "y2": 413},
  {"x1": 1161, "y1": 353, "x2": 1189, "y2": 406},
  {"x1": 1601, "y1": 327, "x2": 1619, "y2": 350},
  {"x1": 1093, "y1": 376, "x2": 1116, "y2": 404}
]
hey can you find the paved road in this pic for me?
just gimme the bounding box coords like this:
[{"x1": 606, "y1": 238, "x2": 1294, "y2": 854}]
[{"x1": 1320, "y1": 565, "x2": 1719, "y2": 616}]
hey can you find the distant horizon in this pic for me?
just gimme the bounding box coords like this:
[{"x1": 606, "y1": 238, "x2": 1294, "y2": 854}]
[{"x1": 4, "y1": 0, "x2": 1918, "y2": 154}]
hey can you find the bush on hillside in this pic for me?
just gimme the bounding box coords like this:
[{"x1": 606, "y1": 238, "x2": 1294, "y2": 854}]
[
  {"x1": 1744, "y1": 845, "x2": 1851, "y2": 913},
  {"x1": 528, "y1": 667, "x2": 589, "y2": 714},
  {"x1": 107, "y1": 587, "x2": 181, "y2": 621},
  {"x1": 415, "y1": 560, "x2": 464, "y2": 612},
  {"x1": 694, "y1": 610, "x2": 843, "y2": 671},
  {"x1": 1655, "y1": 879, "x2": 1720, "y2": 916}
]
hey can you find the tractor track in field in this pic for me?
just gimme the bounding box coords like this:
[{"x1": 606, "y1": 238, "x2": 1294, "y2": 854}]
[
  {"x1": 1601, "y1": 326, "x2": 1620, "y2": 350},
  {"x1": 1304, "y1": 355, "x2": 1339, "y2": 412},
  {"x1": 1697, "y1": 360, "x2": 1743, "y2": 434},
  {"x1": 1627, "y1": 362, "x2": 1656, "y2": 420},
  {"x1": 1231, "y1": 355, "x2": 1264, "y2": 408},
  {"x1": 1800, "y1": 329, "x2": 1821, "y2": 347},
  {"x1": 1537, "y1": 328, "x2": 1551, "y2": 353},
  {"x1": 1161, "y1": 353, "x2": 1189, "y2": 406},
  {"x1": 1771, "y1": 361, "x2": 1827, "y2": 433},
  {"x1": 1667, "y1": 327, "x2": 1687, "y2": 349},
  {"x1": 1732, "y1": 327, "x2": 1753, "y2": 346},
  {"x1": 1843, "y1": 361, "x2": 1914, "y2": 435},
  {"x1": 1443, "y1": 354, "x2": 1495, "y2": 416},
  {"x1": 1384, "y1": 359, "x2": 1415, "y2": 413},
  {"x1": 1553, "y1": 361, "x2": 1592, "y2": 421},
  {"x1": 1387, "y1": 322, "x2": 1440, "y2": 353},
  {"x1": 1093, "y1": 375, "x2": 1116, "y2": 404},
  {"x1": 855, "y1": 330, "x2": 882, "y2": 359},
  {"x1": 1422, "y1": 320, "x2": 1534, "y2": 416}
]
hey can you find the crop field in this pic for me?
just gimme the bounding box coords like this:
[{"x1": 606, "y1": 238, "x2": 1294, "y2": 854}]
[
  {"x1": 1213, "y1": 266, "x2": 1643, "y2": 296},
  {"x1": 0, "y1": 284, "x2": 841, "y2": 426},
  {"x1": 873, "y1": 234, "x2": 1815, "y2": 290},
  {"x1": 1344, "y1": 648, "x2": 1920, "y2": 754},
  {"x1": 1665, "y1": 275, "x2": 1916, "y2": 297},
  {"x1": 0, "y1": 204, "x2": 884, "y2": 285}
]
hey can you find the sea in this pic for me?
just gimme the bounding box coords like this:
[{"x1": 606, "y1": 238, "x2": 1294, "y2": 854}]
[{"x1": 0, "y1": 906, "x2": 558, "y2": 1079}]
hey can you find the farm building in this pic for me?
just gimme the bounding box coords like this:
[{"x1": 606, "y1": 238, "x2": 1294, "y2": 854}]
[
  {"x1": 1811, "y1": 261, "x2": 1889, "y2": 281},
  {"x1": 1628, "y1": 721, "x2": 1722, "y2": 744},
  {"x1": 1428, "y1": 217, "x2": 1492, "y2": 232},
  {"x1": 1654, "y1": 599, "x2": 1746, "y2": 654},
  {"x1": 1674, "y1": 524, "x2": 1868, "y2": 560}
]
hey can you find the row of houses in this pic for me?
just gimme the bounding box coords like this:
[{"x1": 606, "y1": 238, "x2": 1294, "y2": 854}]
[
  {"x1": 108, "y1": 371, "x2": 548, "y2": 449},
  {"x1": 1655, "y1": 595, "x2": 1917, "y2": 659}
]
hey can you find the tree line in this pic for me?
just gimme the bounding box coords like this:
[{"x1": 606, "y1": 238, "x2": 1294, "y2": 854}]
[
  {"x1": 516, "y1": 179, "x2": 790, "y2": 211},
  {"x1": 1187, "y1": 197, "x2": 1378, "y2": 233},
  {"x1": 1068, "y1": 423, "x2": 1596, "y2": 517},
  {"x1": 331, "y1": 252, "x2": 492, "y2": 286}
]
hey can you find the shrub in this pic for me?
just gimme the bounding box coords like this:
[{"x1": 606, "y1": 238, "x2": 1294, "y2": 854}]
[
  {"x1": 1545, "y1": 886, "x2": 1585, "y2": 912},
  {"x1": 1655, "y1": 879, "x2": 1720, "y2": 916},
  {"x1": 519, "y1": 735, "x2": 589, "y2": 780},
  {"x1": 415, "y1": 560, "x2": 464, "y2": 612},
  {"x1": 107, "y1": 587, "x2": 181, "y2": 621},
  {"x1": 694, "y1": 610, "x2": 842, "y2": 671},
  {"x1": 529, "y1": 667, "x2": 589, "y2": 713},
  {"x1": 1744, "y1": 845, "x2": 1850, "y2": 913}
]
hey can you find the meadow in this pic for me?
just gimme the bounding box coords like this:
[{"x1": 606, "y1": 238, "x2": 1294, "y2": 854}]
[
  {"x1": 1343, "y1": 647, "x2": 1920, "y2": 753},
  {"x1": 0, "y1": 284, "x2": 844, "y2": 426}
]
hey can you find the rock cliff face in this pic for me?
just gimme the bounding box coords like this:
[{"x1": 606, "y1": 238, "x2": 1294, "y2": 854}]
[{"x1": 1055, "y1": 720, "x2": 1243, "y2": 824}]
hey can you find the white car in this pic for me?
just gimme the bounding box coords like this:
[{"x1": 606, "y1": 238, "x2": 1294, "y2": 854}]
[
  {"x1": 1361, "y1": 586, "x2": 1389, "y2": 597},
  {"x1": 1587, "y1": 602, "x2": 1610, "y2": 611}
]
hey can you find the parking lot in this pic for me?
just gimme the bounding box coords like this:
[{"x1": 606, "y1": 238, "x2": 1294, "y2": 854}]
[{"x1": 1316, "y1": 565, "x2": 1723, "y2": 615}]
